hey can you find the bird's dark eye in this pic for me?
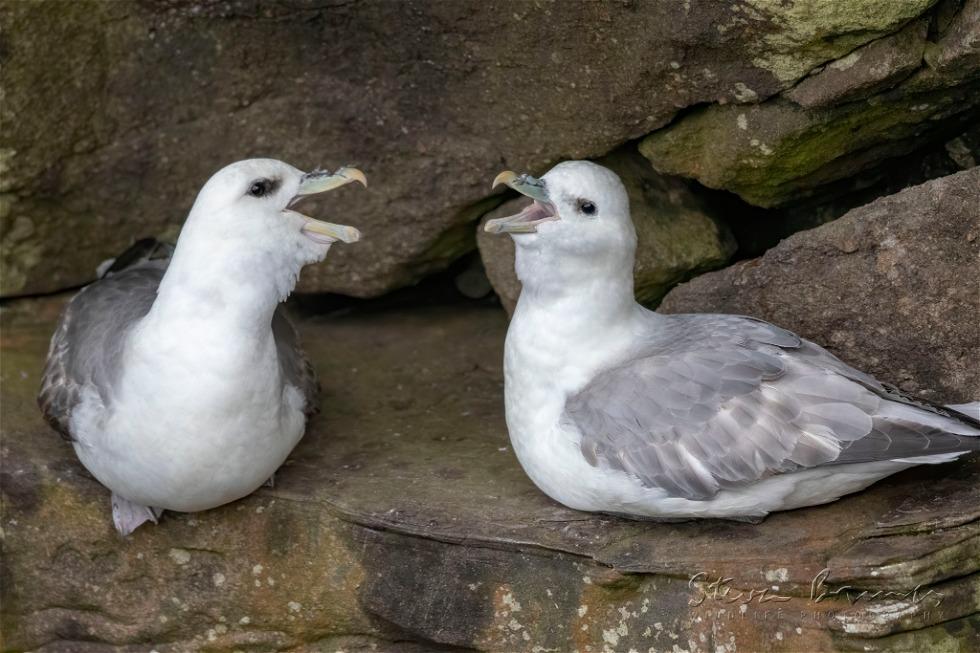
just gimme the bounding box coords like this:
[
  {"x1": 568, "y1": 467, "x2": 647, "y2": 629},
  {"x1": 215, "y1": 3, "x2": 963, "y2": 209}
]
[
  {"x1": 248, "y1": 179, "x2": 272, "y2": 198},
  {"x1": 578, "y1": 199, "x2": 597, "y2": 216}
]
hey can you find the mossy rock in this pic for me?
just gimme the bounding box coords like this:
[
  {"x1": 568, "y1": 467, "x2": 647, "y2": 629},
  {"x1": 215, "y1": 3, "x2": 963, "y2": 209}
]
[
  {"x1": 1, "y1": 0, "x2": 952, "y2": 296},
  {"x1": 640, "y1": 75, "x2": 980, "y2": 207},
  {"x1": 739, "y1": 0, "x2": 936, "y2": 82}
]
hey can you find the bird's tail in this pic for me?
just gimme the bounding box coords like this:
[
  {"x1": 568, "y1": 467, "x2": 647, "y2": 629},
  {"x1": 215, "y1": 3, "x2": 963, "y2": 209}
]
[
  {"x1": 97, "y1": 237, "x2": 174, "y2": 278},
  {"x1": 887, "y1": 400, "x2": 980, "y2": 464},
  {"x1": 947, "y1": 401, "x2": 980, "y2": 422}
]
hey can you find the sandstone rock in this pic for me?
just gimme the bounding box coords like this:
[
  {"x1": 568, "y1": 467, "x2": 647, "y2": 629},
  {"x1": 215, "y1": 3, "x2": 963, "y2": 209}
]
[
  {"x1": 477, "y1": 149, "x2": 736, "y2": 314},
  {"x1": 476, "y1": 203, "x2": 523, "y2": 315},
  {"x1": 718, "y1": 120, "x2": 980, "y2": 259},
  {"x1": 925, "y1": 0, "x2": 980, "y2": 78},
  {"x1": 729, "y1": 0, "x2": 936, "y2": 83},
  {"x1": 640, "y1": 0, "x2": 980, "y2": 208},
  {"x1": 945, "y1": 121, "x2": 980, "y2": 168},
  {"x1": 3, "y1": 295, "x2": 979, "y2": 651},
  {"x1": 785, "y1": 18, "x2": 929, "y2": 108},
  {"x1": 660, "y1": 168, "x2": 980, "y2": 402},
  {"x1": 0, "y1": 0, "x2": 952, "y2": 297},
  {"x1": 640, "y1": 73, "x2": 980, "y2": 208}
]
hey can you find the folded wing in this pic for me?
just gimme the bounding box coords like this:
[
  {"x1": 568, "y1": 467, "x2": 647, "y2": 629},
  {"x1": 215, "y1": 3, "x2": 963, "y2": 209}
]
[
  {"x1": 38, "y1": 239, "x2": 320, "y2": 440},
  {"x1": 565, "y1": 314, "x2": 980, "y2": 500},
  {"x1": 38, "y1": 260, "x2": 165, "y2": 440}
]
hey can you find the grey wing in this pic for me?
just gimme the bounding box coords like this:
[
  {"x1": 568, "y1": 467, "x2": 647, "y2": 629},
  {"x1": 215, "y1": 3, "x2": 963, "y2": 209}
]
[
  {"x1": 38, "y1": 262, "x2": 166, "y2": 440},
  {"x1": 566, "y1": 314, "x2": 980, "y2": 501},
  {"x1": 272, "y1": 308, "x2": 319, "y2": 417}
]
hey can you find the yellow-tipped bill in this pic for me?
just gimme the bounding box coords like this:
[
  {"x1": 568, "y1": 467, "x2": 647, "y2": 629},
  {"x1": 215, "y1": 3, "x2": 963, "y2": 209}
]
[
  {"x1": 491, "y1": 170, "x2": 549, "y2": 203},
  {"x1": 288, "y1": 167, "x2": 366, "y2": 244},
  {"x1": 485, "y1": 170, "x2": 557, "y2": 234},
  {"x1": 492, "y1": 170, "x2": 519, "y2": 190},
  {"x1": 296, "y1": 166, "x2": 368, "y2": 195}
]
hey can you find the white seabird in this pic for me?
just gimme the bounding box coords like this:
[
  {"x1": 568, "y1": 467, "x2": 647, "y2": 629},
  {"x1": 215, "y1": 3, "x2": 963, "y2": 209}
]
[
  {"x1": 38, "y1": 159, "x2": 366, "y2": 535},
  {"x1": 485, "y1": 160, "x2": 980, "y2": 521}
]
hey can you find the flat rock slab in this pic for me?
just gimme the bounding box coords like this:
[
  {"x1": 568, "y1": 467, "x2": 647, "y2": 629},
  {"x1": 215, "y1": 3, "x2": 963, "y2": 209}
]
[{"x1": 1, "y1": 298, "x2": 978, "y2": 652}]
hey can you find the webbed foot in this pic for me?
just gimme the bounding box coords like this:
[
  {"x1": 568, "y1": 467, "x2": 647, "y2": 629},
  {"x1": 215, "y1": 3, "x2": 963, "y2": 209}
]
[{"x1": 111, "y1": 493, "x2": 163, "y2": 536}]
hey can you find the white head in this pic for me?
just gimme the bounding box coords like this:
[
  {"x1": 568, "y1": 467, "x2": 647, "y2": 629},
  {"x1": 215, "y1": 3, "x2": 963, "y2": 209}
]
[
  {"x1": 485, "y1": 161, "x2": 636, "y2": 299},
  {"x1": 170, "y1": 158, "x2": 366, "y2": 302}
]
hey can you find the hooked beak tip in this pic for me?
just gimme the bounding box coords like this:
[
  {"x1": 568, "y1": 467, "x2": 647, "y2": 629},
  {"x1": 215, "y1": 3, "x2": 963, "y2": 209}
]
[
  {"x1": 297, "y1": 166, "x2": 368, "y2": 196},
  {"x1": 492, "y1": 170, "x2": 518, "y2": 191},
  {"x1": 337, "y1": 166, "x2": 368, "y2": 189}
]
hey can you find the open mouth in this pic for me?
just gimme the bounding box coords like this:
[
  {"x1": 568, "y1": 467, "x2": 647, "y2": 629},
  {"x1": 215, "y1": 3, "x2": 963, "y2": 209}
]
[
  {"x1": 285, "y1": 167, "x2": 366, "y2": 244},
  {"x1": 286, "y1": 194, "x2": 316, "y2": 211},
  {"x1": 484, "y1": 170, "x2": 558, "y2": 234},
  {"x1": 484, "y1": 199, "x2": 558, "y2": 234}
]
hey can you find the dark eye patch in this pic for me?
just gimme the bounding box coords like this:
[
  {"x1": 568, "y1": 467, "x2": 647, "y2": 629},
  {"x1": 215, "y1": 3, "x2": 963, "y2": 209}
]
[
  {"x1": 247, "y1": 177, "x2": 279, "y2": 198},
  {"x1": 578, "y1": 199, "x2": 597, "y2": 216}
]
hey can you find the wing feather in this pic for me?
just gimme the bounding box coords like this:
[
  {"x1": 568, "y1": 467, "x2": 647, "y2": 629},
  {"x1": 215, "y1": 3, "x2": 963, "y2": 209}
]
[
  {"x1": 38, "y1": 263, "x2": 164, "y2": 439},
  {"x1": 565, "y1": 313, "x2": 980, "y2": 501},
  {"x1": 37, "y1": 238, "x2": 321, "y2": 440},
  {"x1": 271, "y1": 309, "x2": 320, "y2": 417}
]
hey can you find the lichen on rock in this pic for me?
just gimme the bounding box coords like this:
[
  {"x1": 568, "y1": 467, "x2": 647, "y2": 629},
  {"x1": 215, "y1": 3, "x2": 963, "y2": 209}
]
[
  {"x1": 639, "y1": 75, "x2": 980, "y2": 207},
  {"x1": 638, "y1": 0, "x2": 980, "y2": 208},
  {"x1": 3, "y1": 0, "x2": 967, "y2": 298},
  {"x1": 741, "y1": 0, "x2": 936, "y2": 83},
  {"x1": 785, "y1": 18, "x2": 930, "y2": 108}
]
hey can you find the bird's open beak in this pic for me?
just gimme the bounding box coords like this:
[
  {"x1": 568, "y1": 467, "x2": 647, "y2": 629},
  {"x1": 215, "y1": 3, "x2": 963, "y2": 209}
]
[
  {"x1": 484, "y1": 171, "x2": 558, "y2": 234},
  {"x1": 286, "y1": 167, "x2": 367, "y2": 244}
]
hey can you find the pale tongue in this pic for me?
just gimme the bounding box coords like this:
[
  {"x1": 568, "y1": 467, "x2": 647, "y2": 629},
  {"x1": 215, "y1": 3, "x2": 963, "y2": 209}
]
[{"x1": 516, "y1": 200, "x2": 552, "y2": 223}]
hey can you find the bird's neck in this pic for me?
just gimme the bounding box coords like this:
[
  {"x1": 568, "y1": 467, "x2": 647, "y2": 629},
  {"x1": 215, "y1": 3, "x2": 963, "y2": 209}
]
[
  {"x1": 514, "y1": 243, "x2": 642, "y2": 339},
  {"x1": 148, "y1": 228, "x2": 302, "y2": 337},
  {"x1": 505, "y1": 272, "x2": 655, "y2": 416},
  {"x1": 510, "y1": 267, "x2": 651, "y2": 368},
  {"x1": 520, "y1": 276, "x2": 636, "y2": 328}
]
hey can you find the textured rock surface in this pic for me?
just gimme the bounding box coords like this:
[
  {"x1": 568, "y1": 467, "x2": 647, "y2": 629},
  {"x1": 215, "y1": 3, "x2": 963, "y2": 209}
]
[
  {"x1": 640, "y1": 74, "x2": 980, "y2": 208},
  {"x1": 477, "y1": 148, "x2": 736, "y2": 314},
  {"x1": 661, "y1": 168, "x2": 980, "y2": 403},
  {"x1": 3, "y1": 296, "x2": 979, "y2": 652},
  {"x1": 925, "y1": 0, "x2": 980, "y2": 77},
  {"x1": 0, "y1": 0, "x2": 964, "y2": 297},
  {"x1": 784, "y1": 18, "x2": 929, "y2": 108},
  {"x1": 641, "y1": 0, "x2": 980, "y2": 207}
]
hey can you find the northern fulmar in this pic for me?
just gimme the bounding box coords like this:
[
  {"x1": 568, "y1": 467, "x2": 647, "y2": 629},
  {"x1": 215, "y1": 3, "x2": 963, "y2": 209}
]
[
  {"x1": 485, "y1": 160, "x2": 980, "y2": 521},
  {"x1": 38, "y1": 159, "x2": 366, "y2": 535}
]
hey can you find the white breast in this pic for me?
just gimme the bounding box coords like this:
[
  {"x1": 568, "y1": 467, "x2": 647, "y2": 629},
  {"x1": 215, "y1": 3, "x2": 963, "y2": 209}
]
[
  {"x1": 502, "y1": 299, "x2": 649, "y2": 512},
  {"x1": 70, "y1": 316, "x2": 306, "y2": 512}
]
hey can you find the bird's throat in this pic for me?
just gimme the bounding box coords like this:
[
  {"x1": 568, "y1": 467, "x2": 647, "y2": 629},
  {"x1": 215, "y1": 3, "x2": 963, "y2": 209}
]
[{"x1": 149, "y1": 238, "x2": 297, "y2": 340}]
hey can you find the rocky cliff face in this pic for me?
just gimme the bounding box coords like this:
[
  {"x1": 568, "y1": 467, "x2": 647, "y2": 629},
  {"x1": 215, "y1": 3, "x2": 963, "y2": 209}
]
[
  {"x1": 3, "y1": 0, "x2": 977, "y2": 299},
  {"x1": 3, "y1": 1, "x2": 979, "y2": 651}
]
